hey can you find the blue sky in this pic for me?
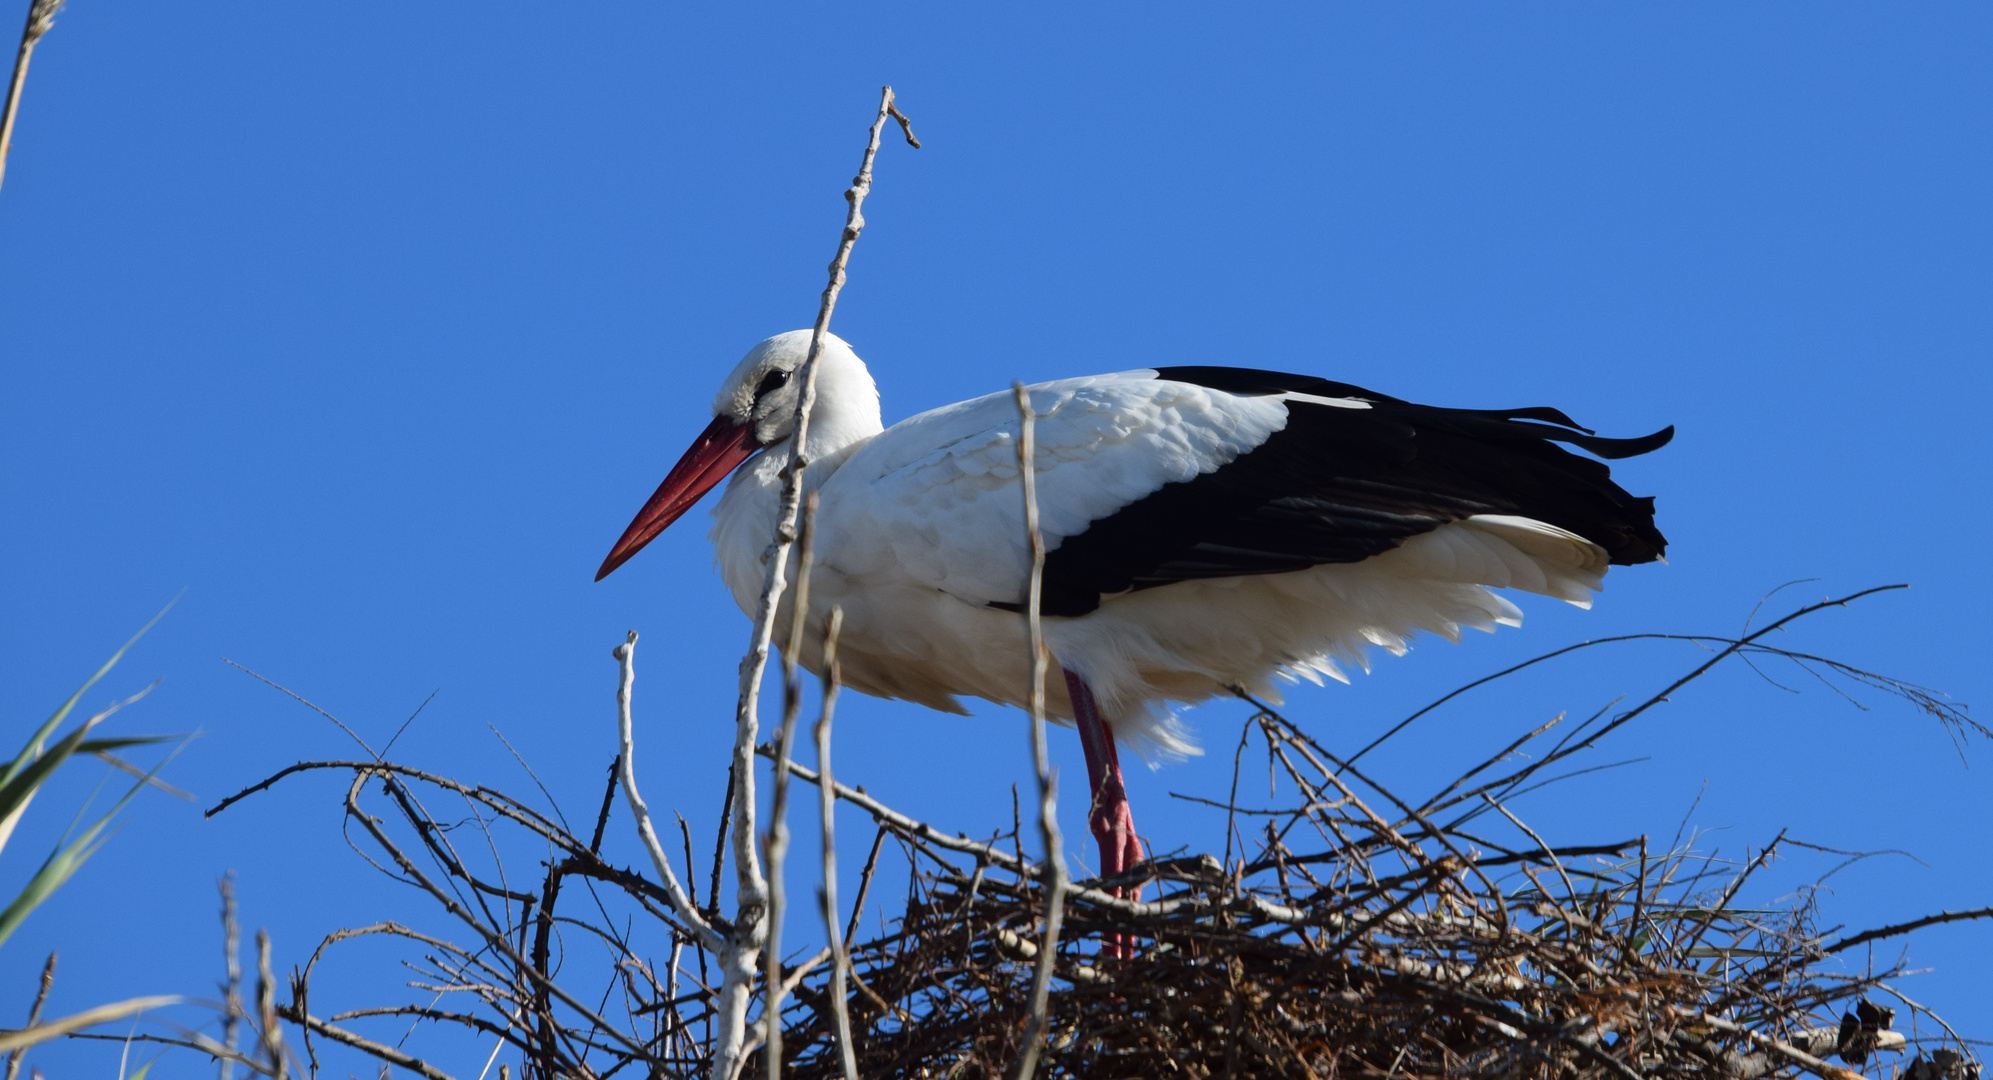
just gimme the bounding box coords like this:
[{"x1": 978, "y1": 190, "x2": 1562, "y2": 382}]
[{"x1": 3, "y1": 3, "x2": 1989, "y2": 1074}]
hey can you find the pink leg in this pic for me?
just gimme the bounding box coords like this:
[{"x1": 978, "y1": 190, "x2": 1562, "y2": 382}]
[{"x1": 1063, "y1": 668, "x2": 1144, "y2": 958}]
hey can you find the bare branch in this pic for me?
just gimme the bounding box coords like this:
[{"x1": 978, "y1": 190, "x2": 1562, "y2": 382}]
[
  {"x1": 1010, "y1": 381, "x2": 1068, "y2": 1080},
  {"x1": 0, "y1": 0, "x2": 66, "y2": 196},
  {"x1": 612, "y1": 632, "x2": 721, "y2": 952},
  {"x1": 715, "y1": 84, "x2": 911, "y2": 1080},
  {"x1": 764, "y1": 493, "x2": 821, "y2": 1080},
  {"x1": 2, "y1": 952, "x2": 54, "y2": 1080},
  {"x1": 813, "y1": 607, "x2": 858, "y2": 1080},
  {"x1": 276, "y1": 1007, "x2": 457, "y2": 1080},
  {"x1": 219, "y1": 877, "x2": 241, "y2": 1080},
  {"x1": 1824, "y1": 906, "x2": 1993, "y2": 956},
  {"x1": 254, "y1": 931, "x2": 287, "y2": 1080}
]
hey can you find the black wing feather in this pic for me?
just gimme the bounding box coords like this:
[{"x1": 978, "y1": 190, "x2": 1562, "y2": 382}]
[{"x1": 1027, "y1": 367, "x2": 1671, "y2": 617}]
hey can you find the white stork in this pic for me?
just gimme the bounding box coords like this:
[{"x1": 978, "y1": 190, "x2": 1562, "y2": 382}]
[{"x1": 597, "y1": 330, "x2": 1671, "y2": 890}]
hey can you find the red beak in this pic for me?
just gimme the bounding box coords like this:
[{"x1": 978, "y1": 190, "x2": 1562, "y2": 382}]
[{"x1": 596, "y1": 415, "x2": 762, "y2": 581}]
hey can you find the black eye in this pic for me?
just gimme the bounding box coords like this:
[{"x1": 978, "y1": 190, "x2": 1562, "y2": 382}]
[{"x1": 754, "y1": 369, "x2": 791, "y2": 399}]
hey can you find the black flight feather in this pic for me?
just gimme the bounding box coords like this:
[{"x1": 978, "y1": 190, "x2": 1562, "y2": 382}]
[{"x1": 1015, "y1": 366, "x2": 1671, "y2": 617}]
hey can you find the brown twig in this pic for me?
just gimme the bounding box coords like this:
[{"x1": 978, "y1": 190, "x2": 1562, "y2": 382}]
[
  {"x1": 1823, "y1": 905, "x2": 1993, "y2": 956},
  {"x1": 886, "y1": 101, "x2": 920, "y2": 149},
  {"x1": 2, "y1": 952, "x2": 54, "y2": 1080},
  {"x1": 276, "y1": 1006, "x2": 458, "y2": 1080},
  {"x1": 337, "y1": 773, "x2": 653, "y2": 1063}
]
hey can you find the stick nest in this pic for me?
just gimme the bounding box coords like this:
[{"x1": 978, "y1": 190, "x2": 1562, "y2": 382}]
[
  {"x1": 199, "y1": 590, "x2": 1987, "y2": 1080},
  {"x1": 758, "y1": 702, "x2": 1975, "y2": 1080}
]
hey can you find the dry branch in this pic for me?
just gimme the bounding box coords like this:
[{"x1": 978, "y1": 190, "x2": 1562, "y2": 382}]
[
  {"x1": 1, "y1": 953, "x2": 53, "y2": 1080},
  {"x1": 812, "y1": 607, "x2": 858, "y2": 1080},
  {"x1": 1011, "y1": 380, "x2": 1068, "y2": 1080},
  {"x1": 0, "y1": 0, "x2": 65, "y2": 195},
  {"x1": 716, "y1": 83, "x2": 915, "y2": 1080},
  {"x1": 764, "y1": 494, "x2": 822, "y2": 1080},
  {"x1": 614, "y1": 632, "x2": 722, "y2": 952}
]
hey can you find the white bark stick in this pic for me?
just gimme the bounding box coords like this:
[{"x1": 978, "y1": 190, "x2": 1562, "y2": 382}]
[
  {"x1": 613, "y1": 633, "x2": 723, "y2": 952},
  {"x1": 814, "y1": 607, "x2": 860, "y2": 1080},
  {"x1": 713, "y1": 83, "x2": 913, "y2": 1080},
  {"x1": 762, "y1": 495, "x2": 820, "y2": 1080},
  {"x1": 1011, "y1": 382, "x2": 1069, "y2": 1080},
  {"x1": 1683, "y1": 1011, "x2": 1871, "y2": 1080}
]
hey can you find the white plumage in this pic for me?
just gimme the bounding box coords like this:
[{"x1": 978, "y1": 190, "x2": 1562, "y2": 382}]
[{"x1": 611, "y1": 330, "x2": 1660, "y2": 760}]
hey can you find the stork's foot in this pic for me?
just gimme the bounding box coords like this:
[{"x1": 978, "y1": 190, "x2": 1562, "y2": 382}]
[
  {"x1": 1063, "y1": 668, "x2": 1145, "y2": 960},
  {"x1": 1087, "y1": 773, "x2": 1144, "y2": 882}
]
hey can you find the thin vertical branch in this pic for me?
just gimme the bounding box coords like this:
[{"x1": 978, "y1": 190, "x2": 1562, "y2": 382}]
[
  {"x1": 220, "y1": 876, "x2": 242, "y2": 1080},
  {"x1": 716, "y1": 83, "x2": 913, "y2": 1080},
  {"x1": 763, "y1": 494, "x2": 821, "y2": 1080},
  {"x1": 1011, "y1": 381, "x2": 1068, "y2": 1080},
  {"x1": 814, "y1": 607, "x2": 859, "y2": 1080},
  {"x1": 612, "y1": 633, "x2": 723, "y2": 952},
  {"x1": 2, "y1": 952, "x2": 54, "y2": 1080},
  {"x1": 843, "y1": 825, "x2": 887, "y2": 950},
  {"x1": 255, "y1": 931, "x2": 288, "y2": 1080},
  {"x1": 0, "y1": 0, "x2": 65, "y2": 196},
  {"x1": 587, "y1": 756, "x2": 620, "y2": 855},
  {"x1": 709, "y1": 767, "x2": 732, "y2": 920}
]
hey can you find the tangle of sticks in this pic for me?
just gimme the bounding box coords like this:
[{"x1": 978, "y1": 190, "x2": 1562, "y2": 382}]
[{"x1": 187, "y1": 587, "x2": 1985, "y2": 1080}]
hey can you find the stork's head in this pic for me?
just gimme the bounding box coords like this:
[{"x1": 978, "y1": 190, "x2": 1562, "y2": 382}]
[{"x1": 595, "y1": 330, "x2": 879, "y2": 581}]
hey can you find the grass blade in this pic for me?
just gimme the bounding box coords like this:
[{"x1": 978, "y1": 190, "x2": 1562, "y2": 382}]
[
  {"x1": 0, "y1": 996, "x2": 182, "y2": 1054},
  {"x1": 3, "y1": 599, "x2": 176, "y2": 789},
  {"x1": 0, "y1": 742, "x2": 184, "y2": 949}
]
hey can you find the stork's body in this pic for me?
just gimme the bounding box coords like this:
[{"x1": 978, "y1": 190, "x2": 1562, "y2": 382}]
[{"x1": 599, "y1": 331, "x2": 1671, "y2": 894}]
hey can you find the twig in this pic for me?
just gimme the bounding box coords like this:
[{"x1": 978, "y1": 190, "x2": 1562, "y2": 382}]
[
  {"x1": 220, "y1": 876, "x2": 242, "y2": 1080},
  {"x1": 378, "y1": 688, "x2": 443, "y2": 764},
  {"x1": 589, "y1": 756, "x2": 620, "y2": 855},
  {"x1": 90, "y1": 750, "x2": 197, "y2": 801},
  {"x1": 1823, "y1": 906, "x2": 1993, "y2": 956},
  {"x1": 66, "y1": 1032, "x2": 277, "y2": 1078},
  {"x1": 757, "y1": 752, "x2": 1030, "y2": 876},
  {"x1": 1872, "y1": 983, "x2": 1972, "y2": 1061},
  {"x1": 813, "y1": 607, "x2": 859, "y2": 1080},
  {"x1": 1479, "y1": 794, "x2": 1577, "y2": 911},
  {"x1": 337, "y1": 774, "x2": 653, "y2": 1064},
  {"x1": 716, "y1": 83, "x2": 911, "y2": 1080},
  {"x1": 1684, "y1": 1011, "x2": 1866, "y2": 1080},
  {"x1": 1011, "y1": 381, "x2": 1068, "y2": 1080},
  {"x1": 710, "y1": 763, "x2": 733, "y2": 920},
  {"x1": 885, "y1": 100, "x2": 920, "y2": 148},
  {"x1": 0, "y1": 0, "x2": 64, "y2": 196},
  {"x1": 222, "y1": 658, "x2": 380, "y2": 761},
  {"x1": 612, "y1": 633, "x2": 721, "y2": 952},
  {"x1": 2, "y1": 952, "x2": 54, "y2": 1080},
  {"x1": 255, "y1": 931, "x2": 287, "y2": 1080},
  {"x1": 1679, "y1": 829, "x2": 1786, "y2": 954},
  {"x1": 844, "y1": 825, "x2": 887, "y2": 950},
  {"x1": 276, "y1": 1007, "x2": 458, "y2": 1080},
  {"x1": 764, "y1": 493, "x2": 822, "y2": 1080}
]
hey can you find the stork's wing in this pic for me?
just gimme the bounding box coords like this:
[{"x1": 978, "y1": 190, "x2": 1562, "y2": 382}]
[{"x1": 817, "y1": 368, "x2": 1671, "y2": 617}]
